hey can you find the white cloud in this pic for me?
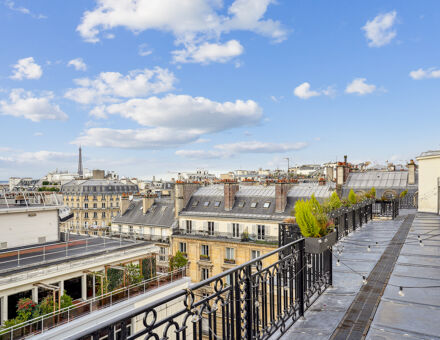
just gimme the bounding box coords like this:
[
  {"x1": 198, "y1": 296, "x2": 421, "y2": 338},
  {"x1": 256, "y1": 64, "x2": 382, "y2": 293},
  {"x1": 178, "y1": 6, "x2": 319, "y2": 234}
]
[
  {"x1": 73, "y1": 95, "x2": 263, "y2": 149},
  {"x1": 4, "y1": 1, "x2": 46, "y2": 19},
  {"x1": 76, "y1": 0, "x2": 286, "y2": 63},
  {"x1": 73, "y1": 127, "x2": 200, "y2": 149},
  {"x1": 362, "y1": 11, "x2": 397, "y2": 47},
  {"x1": 172, "y1": 40, "x2": 244, "y2": 64},
  {"x1": 68, "y1": 58, "x2": 87, "y2": 71},
  {"x1": 65, "y1": 67, "x2": 175, "y2": 105},
  {"x1": 34, "y1": 132, "x2": 43, "y2": 136},
  {"x1": 10, "y1": 57, "x2": 43, "y2": 80},
  {"x1": 0, "y1": 89, "x2": 68, "y2": 122},
  {"x1": 99, "y1": 94, "x2": 262, "y2": 133},
  {"x1": 138, "y1": 44, "x2": 152, "y2": 57},
  {"x1": 409, "y1": 68, "x2": 440, "y2": 80},
  {"x1": 293, "y1": 82, "x2": 334, "y2": 99},
  {"x1": 0, "y1": 150, "x2": 76, "y2": 164},
  {"x1": 345, "y1": 78, "x2": 376, "y2": 95},
  {"x1": 176, "y1": 140, "x2": 307, "y2": 159}
]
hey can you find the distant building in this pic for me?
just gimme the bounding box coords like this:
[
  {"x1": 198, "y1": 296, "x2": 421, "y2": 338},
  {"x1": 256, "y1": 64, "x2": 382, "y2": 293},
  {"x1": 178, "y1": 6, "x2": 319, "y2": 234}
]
[
  {"x1": 416, "y1": 151, "x2": 440, "y2": 213},
  {"x1": 61, "y1": 177, "x2": 138, "y2": 231},
  {"x1": 179, "y1": 169, "x2": 217, "y2": 182}
]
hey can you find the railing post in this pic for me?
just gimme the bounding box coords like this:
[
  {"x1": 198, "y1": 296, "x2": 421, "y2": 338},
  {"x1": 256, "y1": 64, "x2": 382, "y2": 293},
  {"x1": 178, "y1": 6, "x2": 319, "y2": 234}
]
[
  {"x1": 244, "y1": 264, "x2": 253, "y2": 340},
  {"x1": 297, "y1": 239, "x2": 305, "y2": 318}
]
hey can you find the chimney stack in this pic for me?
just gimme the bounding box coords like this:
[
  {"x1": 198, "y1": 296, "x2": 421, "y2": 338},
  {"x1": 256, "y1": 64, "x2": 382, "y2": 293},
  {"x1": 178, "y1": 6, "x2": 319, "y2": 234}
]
[
  {"x1": 143, "y1": 194, "x2": 155, "y2": 213},
  {"x1": 224, "y1": 181, "x2": 239, "y2": 211},
  {"x1": 408, "y1": 160, "x2": 416, "y2": 185},
  {"x1": 275, "y1": 182, "x2": 292, "y2": 213},
  {"x1": 174, "y1": 181, "x2": 201, "y2": 218},
  {"x1": 336, "y1": 155, "x2": 350, "y2": 186},
  {"x1": 120, "y1": 195, "x2": 130, "y2": 216}
]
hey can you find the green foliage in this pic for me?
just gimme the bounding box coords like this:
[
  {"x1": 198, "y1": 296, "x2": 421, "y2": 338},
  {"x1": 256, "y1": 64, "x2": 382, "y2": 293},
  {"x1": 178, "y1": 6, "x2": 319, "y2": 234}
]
[
  {"x1": 328, "y1": 191, "x2": 342, "y2": 210},
  {"x1": 38, "y1": 186, "x2": 59, "y2": 192},
  {"x1": 42, "y1": 181, "x2": 49, "y2": 185},
  {"x1": 348, "y1": 189, "x2": 357, "y2": 205},
  {"x1": 169, "y1": 251, "x2": 188, "y2": 271},
  {"x1": 16, "y1": 298, "x2": 36, "y2": 322},
  {"x1": 295, "y1": 200, "x2": 320, "y2": 237},
  {"x1": 125, "y1": 264, "x2": 144, "y2": 286},
  {"x1": 107, "y1": 268, "x2": 124, "y2": 291},
  {"x1": 241, "y1": 230, "x2": 249, "y2": 241},
  {"x1": 370, "y1": 187, "x2": 376, "y2": 199},
  {"x1": 60, "y1": 293, "x2": 73, "y2": 309},
  {"x1": 141, "y1": 257, "x2": 156, "y2": 279},
  {"x1": 400, "y1": 190, "x2": 408, "y2": 198}
]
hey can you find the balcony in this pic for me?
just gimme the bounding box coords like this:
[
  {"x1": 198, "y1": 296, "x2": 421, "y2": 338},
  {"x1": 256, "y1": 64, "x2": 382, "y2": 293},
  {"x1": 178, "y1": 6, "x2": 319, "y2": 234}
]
[
  {"x1": 199, "y1": 254, "x2": 210, "y2": 261},
  {"x1": 224, "y1": 258, "x2": 235, "y2": 264},
  {"x1": 172, "y1": 228, "x2": 278, "y2": 245}
]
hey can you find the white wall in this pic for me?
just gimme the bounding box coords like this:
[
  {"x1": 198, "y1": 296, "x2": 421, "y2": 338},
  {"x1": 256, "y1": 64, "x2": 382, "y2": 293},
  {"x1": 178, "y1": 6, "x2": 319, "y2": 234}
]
[
  {"x1": 417, "y1": 155, "x2": 440, "y2": 213},
  {"x1": 0, "y1": 208, "x2": 59, "y2": 248}
]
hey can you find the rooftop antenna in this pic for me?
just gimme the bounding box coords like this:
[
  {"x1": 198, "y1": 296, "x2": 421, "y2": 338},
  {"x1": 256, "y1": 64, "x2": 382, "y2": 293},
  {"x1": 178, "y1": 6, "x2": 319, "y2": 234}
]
[{"x1": 78, "y1": 145, "x2": 83, "y2": 179}]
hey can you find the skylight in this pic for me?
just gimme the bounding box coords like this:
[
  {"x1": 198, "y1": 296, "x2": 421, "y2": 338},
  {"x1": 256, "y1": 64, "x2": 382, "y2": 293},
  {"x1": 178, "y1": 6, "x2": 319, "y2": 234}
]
[
  {"x1": 263, "y1": 202, "x2": 271, "y2": 208},
  {"x1": 204, "y1": 201, "x2": 210, "y2": 207},
  {"x1": 192, "y1": 201, "x2": 199, "y2": 207},
  {"x1": 250, "y1": 202, "x2": 257, "y2": 208},
  {"x1": 214, "y1": 201, "x2": 221, "y2": 207}
]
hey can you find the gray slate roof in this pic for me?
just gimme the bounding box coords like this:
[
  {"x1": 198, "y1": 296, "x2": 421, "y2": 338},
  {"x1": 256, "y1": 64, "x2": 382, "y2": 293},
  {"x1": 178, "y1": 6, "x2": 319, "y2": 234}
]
[
  {"x1": 180, "y1": 183, "x2": 335, "y2": 221},
  {"x1": 113, "y1": 198, "x2": 175, "y2": 228},
  {"x1": 61, "y1": 179, "x2": 138, "y2": 194}
]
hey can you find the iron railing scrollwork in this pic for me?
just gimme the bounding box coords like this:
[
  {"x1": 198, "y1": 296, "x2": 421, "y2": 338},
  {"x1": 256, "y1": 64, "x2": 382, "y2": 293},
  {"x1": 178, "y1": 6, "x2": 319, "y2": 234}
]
[{"x1": 70, "y1": 236, "x2": 332, "y2": 340}]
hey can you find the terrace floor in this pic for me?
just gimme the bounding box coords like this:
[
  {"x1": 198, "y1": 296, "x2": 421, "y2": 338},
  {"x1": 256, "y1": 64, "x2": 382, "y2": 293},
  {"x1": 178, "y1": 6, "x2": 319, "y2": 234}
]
[{"x1": 280, "y1": 209, "x2": 440, "y2": 340}]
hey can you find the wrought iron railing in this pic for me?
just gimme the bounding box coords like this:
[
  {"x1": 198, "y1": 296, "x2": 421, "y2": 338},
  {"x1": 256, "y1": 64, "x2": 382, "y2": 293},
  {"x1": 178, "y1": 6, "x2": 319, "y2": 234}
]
[
  {"x1": 65, "y1": 237, "x2": 332, "y2": 340},
  {"x1": 372, "y1": 199, "x2": 399, "y2": 219},
  {"x1": 172, "y1": 229, "x2": 278, "y2": 244}
]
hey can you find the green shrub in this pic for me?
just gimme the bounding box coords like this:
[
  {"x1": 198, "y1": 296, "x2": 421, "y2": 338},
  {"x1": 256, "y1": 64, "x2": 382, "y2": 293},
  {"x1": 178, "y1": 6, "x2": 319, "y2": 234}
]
[
  {"x1": 400, "y1": 190, "x2": 408, "y2": 198},
  {"x1": 348, "y1": 189, "x2": 357, "y2": 205},
  {"x1": 295, "y1": 200, "x2": 320, "y2": 237},
  {"x1": 169, "y1": 251, "x2": 188, "y2": 271},
  {"x1": 125, "y1": 264, "x2": 143, "y2": 286},
  {"x1": 328, "y1": 191, "x2": 342, "y2": 210}
]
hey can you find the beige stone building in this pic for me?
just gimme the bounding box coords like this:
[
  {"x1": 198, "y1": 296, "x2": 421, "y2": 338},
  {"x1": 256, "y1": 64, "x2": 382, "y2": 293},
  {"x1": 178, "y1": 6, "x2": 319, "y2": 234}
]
[
  {"x1": 417, "y1": 150, "x2": 440, "y2": 213},
  {"x1": 172, "y1": 181, "x2": 335, "y2": 283},
  {"x1": 61, "y1": 179, "x2": 138, "y2": 232}
]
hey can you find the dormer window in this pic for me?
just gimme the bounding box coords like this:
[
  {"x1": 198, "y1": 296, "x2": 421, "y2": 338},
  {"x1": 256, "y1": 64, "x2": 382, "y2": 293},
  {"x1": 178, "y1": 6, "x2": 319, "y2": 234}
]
[
  {"x1": 214, "y1": 201, "x2": 221, "y2": 207},
  {"x1": 238, "y1": 201, "x2": 245, "y2": 208},
  {"x1": 204, "y1": 201, "x2": 210, "y2": 207},
  {"x1": 263, "y1": 202, "x2": 271, "y2": 208},
  {"x1": 250, "y1": 202, "x2": 257, "y2": 208},
  {"x1": 192, "y1": 201, "x2": 199, "y2": 207}
]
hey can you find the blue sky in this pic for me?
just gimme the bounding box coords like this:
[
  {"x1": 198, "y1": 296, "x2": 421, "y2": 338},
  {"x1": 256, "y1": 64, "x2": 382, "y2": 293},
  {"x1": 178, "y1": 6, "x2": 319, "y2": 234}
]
[{"x1": 0, "y1": 0, "x2": 439, "y2": 180}]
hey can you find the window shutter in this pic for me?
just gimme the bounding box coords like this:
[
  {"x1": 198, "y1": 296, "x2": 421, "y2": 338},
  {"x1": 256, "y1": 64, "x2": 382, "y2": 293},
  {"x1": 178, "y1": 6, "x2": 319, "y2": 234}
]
[
  {"x1": 214, "y1": 222, "x2": 219, "y2": 233},
  {"x1": 252, "y1": 224, "x2": 257, "y2": 237},
  {"x1": 203, "y1": 221, "x2": 208, "y2": 232},
  {"x1": 227, "y1": 223, "x2": 232, "y2": 234}
]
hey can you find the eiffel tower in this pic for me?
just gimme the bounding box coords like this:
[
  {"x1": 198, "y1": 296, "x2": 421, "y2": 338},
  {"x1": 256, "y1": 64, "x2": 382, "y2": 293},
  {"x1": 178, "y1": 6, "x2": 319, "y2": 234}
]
[{"x1": 78, "y1": 146, "x2": 83, "y2": 178}]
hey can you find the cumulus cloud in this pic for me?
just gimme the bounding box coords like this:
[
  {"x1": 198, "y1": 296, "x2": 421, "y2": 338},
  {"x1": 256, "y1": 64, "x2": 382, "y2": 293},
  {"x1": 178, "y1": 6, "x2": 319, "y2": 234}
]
[
  {"x1": 362, "y1": 11, "x2": 397, "y2": 47},
  {"x1": 0, "y1": 89, "x2": 68, "y2": 122},
  {"x1": 293, "y1": 82, "x2": 334, "y2": 99},
  {"x1": 409, "y1": 68, "x2": 440, "y2": 80},
  {"x1": 68, "y1": 58, "x2": 87, "y2": 71},
  {"x1": 0, "y1": 150, "x2": 76, "y2": 164},
  {"x1": 172, "y1": 40, "x2": 244, "y2": 64},
  {"x1": 176, "y1": 141, "x2": 307, "y2": 159},
  {"x1": 65, "y1": 67, "x2": 175, "y2": 105},
  {"x1": 72, "y1": 127, "x2": 201, "y2": 149},
  {"x1": 76, "y1": 0, "x2": 286, "y2": 64},
  {"x1": 72, "y1": 95, "x2": 263, "y2": 149},
  {"x1": 10, "y1": 57, "x2": 43, "y2": 80},
  {"x1": 98, "y1": 94, "x2": 262, "y2": 133},
  {"x1": 345, "y1": 78, "x2": 376, "y2": 95}
]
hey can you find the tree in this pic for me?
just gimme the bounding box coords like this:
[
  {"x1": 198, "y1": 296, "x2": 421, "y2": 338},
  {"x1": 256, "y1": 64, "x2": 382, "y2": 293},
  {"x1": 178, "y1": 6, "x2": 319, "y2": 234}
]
[
  {"x1": 328, "y1": 191, "x2": 342, "y2": 210},
  {"x1": 125, "y1": 264, "x2": 143, "y2": 286},
  {"x1": 169, "y1": 251, "x2": 188, "y2": 271}
]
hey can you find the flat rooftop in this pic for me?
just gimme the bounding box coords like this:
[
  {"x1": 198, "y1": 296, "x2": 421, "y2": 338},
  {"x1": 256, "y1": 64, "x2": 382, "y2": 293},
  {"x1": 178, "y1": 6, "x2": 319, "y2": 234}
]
[{"x1": 0, "y1": 234, "x2": 152, "y2": 276}]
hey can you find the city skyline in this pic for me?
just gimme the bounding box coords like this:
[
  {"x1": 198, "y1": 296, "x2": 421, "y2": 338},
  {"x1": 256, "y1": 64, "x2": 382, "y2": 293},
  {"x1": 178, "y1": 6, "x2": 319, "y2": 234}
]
[{"x1": 1, "y1": 1, "x2": 439, "y2": 179}]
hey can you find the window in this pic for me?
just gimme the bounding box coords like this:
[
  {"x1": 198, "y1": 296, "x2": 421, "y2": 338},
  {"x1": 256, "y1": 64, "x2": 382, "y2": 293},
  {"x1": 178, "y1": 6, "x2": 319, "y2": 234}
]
[
  {"x1": 214, "y1": 201, "x2": 221, "y2": 207},
  {"x1": 225, "y1": 247, "x2": 235, "y2": 260},
  {"x1": 93, "y1": 203, "x2": 97, "y2": 208},
  {"x1": 201, "y1": 268, "x2": 209, "y2": 281},
  {"x1": 250, "y1": 202, "x2": 257, "y2": 208},
  {"x1": 102, "y1": 212, "x2": 106, "y2": 218},
  {"x1": 251, "y1": 250, "x2": 261, "y2": 259},
  {"x1": 192, "y1": 200, "x2": 199, "y2": 207},
  {"x1": 204, "y1": 201, "x2": 210, "y2": 207},
  {"x1": 84, "y1": 212, "x2": 89, "y2": 218},
  {"x1": 179, "y1": 242, "x2": 187, "y2": 253},
  {"x1": 129, "y1": 226, "x2": 133, "y2": 234},
  {"x1": 263, "y1": 202, "x2": 271, "y2": 208},
  {"x1": 102, "y1": 203, "x2": 105, "y2": 208},
  {"x1": 208, "y1": 222, "x2": 214, "y2": 236},
  {"x1": 110, "y1": 203, "x2": 113, "y2": 208},
  {"x1": 238, "y1": 201, "x2": 245, "y2": 208},
  {"x1": 232, "y1": 223, "x2": 240, "y2": 238},
  {"x1": 118, "y1": 225, "x2": 122, "y2": 233},
  {"x1": 93, "y1": 195, "x2": 97, "y2": 201},
  {"x1": 257, "y1": 225, "x2": 265, "y2": 240},
  {"x1": 93, "y1": 212, "x2": 97, "y2": 218},
  {"x1": 201, "y1": 244, "x2": 209, "y2": 256},
  {"x1": 159, "y1": 247, "x2": 166, "y2": 261},
  {"x1": 84, "y1": 203, "x2": 88, "y2": 208},
  {"x1": 186, "y1": 220, "x2": 192, "y2": 233}
]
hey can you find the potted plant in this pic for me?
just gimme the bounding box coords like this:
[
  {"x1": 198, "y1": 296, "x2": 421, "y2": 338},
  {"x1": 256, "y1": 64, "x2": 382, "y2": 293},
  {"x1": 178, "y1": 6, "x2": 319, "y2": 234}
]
[{"x1": 295, "y1": 197, "x2": 336, "y2": 254}]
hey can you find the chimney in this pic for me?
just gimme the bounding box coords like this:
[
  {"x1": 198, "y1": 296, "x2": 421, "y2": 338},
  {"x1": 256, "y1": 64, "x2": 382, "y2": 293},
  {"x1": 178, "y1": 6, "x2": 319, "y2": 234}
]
[
  {"x1": 120, "y1": 195, "x2": 130, "y2": 216},
  {"x1": 408, "y1": 160, "x2": 416, "y2": 185},
  {"x1": 336, "y1": 155, "x2": 350, "y2": 186},
  {"x1": 318, "y1": 178, "x2": 326, "y2": 186},
  {"x1": 275, "y1": 182, "x2": 291, "y2": 213},
  {"x1": 224, "y1": 181, "x2": 239, "y2": 211},
  {"x1": 143, "y1": 194, "x2": 155, "y2": 213},
  {"x1": 174, "y1": 181, "x2": 200, "y2": 217}
]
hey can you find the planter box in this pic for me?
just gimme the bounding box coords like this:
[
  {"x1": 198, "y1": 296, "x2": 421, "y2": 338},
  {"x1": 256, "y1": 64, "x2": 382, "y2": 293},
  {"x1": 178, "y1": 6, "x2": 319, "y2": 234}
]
[{"x1": 305, "y1": 231, "x2": 337, "y2": 254}]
